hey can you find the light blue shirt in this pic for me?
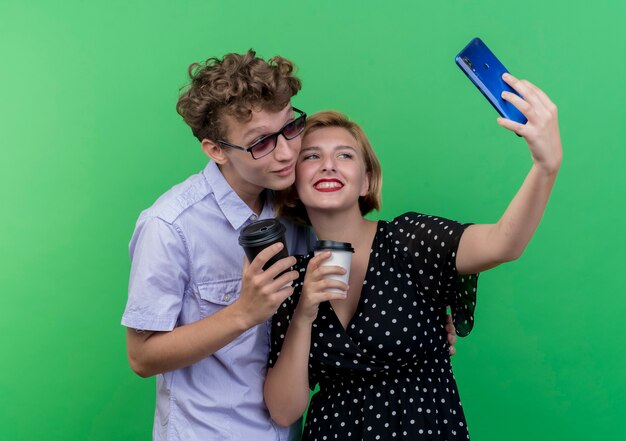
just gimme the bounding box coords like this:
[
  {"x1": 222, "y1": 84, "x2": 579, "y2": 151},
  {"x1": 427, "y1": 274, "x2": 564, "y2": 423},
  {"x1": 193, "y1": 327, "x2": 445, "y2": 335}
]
[{"x1": 122, "y1": 161, "x2": 311, "y2": 441}]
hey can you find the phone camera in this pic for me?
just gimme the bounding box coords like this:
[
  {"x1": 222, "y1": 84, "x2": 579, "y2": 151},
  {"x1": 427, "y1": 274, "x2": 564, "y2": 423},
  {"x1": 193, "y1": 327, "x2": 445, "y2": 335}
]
[{"x1": 462, "y1": 56, "x2": 474, "y2": 69}]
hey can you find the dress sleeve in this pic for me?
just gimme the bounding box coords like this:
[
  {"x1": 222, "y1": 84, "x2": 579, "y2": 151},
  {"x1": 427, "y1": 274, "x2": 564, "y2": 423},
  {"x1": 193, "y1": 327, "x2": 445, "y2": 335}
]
[
  {"x1": 268, "y1": 254, "x2": 310, "y2": 367},
  {"x1": 392, "y1": 212, "x2": 478, "y2": 337}
]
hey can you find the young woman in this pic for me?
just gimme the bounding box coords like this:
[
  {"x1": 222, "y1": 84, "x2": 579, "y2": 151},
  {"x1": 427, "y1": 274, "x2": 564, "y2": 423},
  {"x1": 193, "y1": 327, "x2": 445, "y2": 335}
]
[{"x1": 264, "y1": 73, "x2": 562, "y2": 440}]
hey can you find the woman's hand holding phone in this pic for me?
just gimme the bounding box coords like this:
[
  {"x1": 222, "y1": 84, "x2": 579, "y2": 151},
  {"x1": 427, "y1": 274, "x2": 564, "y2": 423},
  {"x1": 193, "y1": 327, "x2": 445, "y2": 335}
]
[{"x1": 497, "y1": 73, "x2": 563, "y2": 175}]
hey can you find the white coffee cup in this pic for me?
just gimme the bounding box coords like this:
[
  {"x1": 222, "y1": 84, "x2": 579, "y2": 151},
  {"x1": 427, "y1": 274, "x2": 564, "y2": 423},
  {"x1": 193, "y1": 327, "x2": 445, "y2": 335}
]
[{"x1": 313, "y1": 240, "x2": 354, "y2": 294}]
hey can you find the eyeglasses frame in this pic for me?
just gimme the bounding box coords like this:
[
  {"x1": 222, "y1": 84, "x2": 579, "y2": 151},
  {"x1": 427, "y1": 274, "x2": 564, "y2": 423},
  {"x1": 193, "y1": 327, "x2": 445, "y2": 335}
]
[{"x1": 216, "y1": 107, "x2": 307, "y2": 160}]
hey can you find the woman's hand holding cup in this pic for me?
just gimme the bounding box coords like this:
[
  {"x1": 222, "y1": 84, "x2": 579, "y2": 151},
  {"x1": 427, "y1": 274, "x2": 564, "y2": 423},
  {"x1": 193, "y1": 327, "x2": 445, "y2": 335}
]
[{"x1": 293, "y1": 252, "x2": 349, "y2": 326}]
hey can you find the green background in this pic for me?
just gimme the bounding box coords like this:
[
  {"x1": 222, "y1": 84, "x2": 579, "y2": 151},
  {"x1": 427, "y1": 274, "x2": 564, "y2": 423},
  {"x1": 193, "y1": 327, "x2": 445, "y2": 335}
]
[{"x1": 1, "y1": 0, "x2": 624, "y2": 439}]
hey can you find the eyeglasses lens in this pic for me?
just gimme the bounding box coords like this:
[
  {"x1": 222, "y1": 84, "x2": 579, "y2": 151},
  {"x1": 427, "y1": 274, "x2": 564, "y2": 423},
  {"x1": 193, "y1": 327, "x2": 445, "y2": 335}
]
[
  {"x1": 250, "y1": 137, "x2": 276, "y2": 159},
  {"x1": 250, "y1": 115, "x2": 305, "y2": 159},
  {"x1": 283, "y1": 116, "x2": 305, "y2": 139}
]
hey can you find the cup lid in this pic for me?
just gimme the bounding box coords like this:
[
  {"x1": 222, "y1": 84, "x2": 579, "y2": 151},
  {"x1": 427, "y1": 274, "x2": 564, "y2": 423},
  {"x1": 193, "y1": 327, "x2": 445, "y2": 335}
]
[
  {"x1": 239, "y1": 219, "x2": 286, "y2": 247},
  {"x1": 314, "y1": 240, "x2": 354, "y2": 253}
]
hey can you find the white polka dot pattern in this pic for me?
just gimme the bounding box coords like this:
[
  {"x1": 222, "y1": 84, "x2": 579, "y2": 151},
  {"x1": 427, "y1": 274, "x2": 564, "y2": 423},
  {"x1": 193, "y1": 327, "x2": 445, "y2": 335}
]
[{"x1": 270, "y1": 212, "x2": 479, "y2": 440}]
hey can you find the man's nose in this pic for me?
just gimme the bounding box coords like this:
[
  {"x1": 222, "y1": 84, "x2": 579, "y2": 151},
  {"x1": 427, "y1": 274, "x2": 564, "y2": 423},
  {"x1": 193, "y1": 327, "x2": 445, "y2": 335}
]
[{"x1": 273, "y1": 134, "x2": 297, "y2": 161}]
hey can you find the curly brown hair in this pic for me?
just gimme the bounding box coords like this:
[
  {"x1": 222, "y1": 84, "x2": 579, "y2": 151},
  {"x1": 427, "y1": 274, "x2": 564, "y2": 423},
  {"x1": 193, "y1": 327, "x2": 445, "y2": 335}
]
[
  {"x1": 176, "y1": 50, "x2": 302, "y2": 142},
  {"x1": 276, "y1": 110, "x2": 382, "y2": 226}
]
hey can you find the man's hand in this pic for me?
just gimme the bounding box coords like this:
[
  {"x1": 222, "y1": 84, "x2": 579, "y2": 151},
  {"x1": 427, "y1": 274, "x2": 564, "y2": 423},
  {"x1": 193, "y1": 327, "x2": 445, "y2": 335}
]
[
  {"x1": 234, "y1": 243, "x2": 299, "y2": 328},
  {"x1": 445, "y1": 310, "x2": 457, "y2": 356}
]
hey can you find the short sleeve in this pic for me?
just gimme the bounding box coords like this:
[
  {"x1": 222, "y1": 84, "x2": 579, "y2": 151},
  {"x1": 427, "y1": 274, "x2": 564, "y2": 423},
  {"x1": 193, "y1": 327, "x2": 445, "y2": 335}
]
[
  {"x1": 121, "y1": 216, "x2": 190, "y2": 331},
  {"x1": 392, "y1": 212, "x2": 478, "y2": 337},
  {"x1": 268, "y1": 254, "x2": 310, "y2": 367}
]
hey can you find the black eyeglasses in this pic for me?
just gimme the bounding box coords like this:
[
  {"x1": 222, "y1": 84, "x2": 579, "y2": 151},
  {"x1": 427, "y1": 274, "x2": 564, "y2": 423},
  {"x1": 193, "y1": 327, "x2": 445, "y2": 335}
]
[{"x1": 217, "y1": 108, "x2": 307, "y2": 160}]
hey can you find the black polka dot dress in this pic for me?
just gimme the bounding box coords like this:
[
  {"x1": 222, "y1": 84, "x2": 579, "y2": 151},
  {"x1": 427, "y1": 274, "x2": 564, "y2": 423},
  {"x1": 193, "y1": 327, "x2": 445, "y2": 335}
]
[{"x1": 270, "y1": 212, "x2": 479, "y2": 440}]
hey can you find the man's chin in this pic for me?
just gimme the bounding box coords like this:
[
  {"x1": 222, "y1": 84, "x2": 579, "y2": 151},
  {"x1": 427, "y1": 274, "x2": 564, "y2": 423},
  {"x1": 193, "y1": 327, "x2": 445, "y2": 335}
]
[{"x1": 266, "y1": 174, "x2": 296, "y2": 191}]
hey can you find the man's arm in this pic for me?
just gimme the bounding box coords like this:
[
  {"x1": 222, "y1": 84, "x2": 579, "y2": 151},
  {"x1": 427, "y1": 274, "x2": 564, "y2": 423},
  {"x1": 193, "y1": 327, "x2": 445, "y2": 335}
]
[
  {"x1": 126, "y1": 243, "x2": 299, "y2": 377},
  {"x1": 126, "y1": 306, "x2": 251, "y2": 377}
]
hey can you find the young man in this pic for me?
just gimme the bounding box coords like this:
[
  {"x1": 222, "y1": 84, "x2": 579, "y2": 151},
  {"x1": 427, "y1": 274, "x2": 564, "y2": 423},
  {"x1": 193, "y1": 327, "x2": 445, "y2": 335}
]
[
  {"x1": 121, "y1": 50, "x2": 456, "y2": 440},
  {"x1": 121, "y1": 50, "x2": 309, "y2": 440}
]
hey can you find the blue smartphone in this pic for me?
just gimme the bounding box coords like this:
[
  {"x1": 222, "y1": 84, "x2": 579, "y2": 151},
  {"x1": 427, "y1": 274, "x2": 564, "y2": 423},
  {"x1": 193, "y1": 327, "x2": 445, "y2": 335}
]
[{"x1": 455, "y1": 37, "x2": 527, "y2": 124}]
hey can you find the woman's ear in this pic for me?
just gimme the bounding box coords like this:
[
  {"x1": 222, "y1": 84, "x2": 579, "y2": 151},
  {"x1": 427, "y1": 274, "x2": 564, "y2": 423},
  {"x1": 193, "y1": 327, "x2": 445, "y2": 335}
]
[{"x1": 201, "y1": 139, "x2": 229, "y2": 165}]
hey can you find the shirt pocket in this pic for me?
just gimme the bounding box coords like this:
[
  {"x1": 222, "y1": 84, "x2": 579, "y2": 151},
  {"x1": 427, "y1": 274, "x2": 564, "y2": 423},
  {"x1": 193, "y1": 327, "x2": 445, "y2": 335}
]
[
  {"x1": 196, "y1": 278, "x2": 242, "y2": 318},
  {"x1": 196, "y1": 277, "x2": 262, "y2": 355}
]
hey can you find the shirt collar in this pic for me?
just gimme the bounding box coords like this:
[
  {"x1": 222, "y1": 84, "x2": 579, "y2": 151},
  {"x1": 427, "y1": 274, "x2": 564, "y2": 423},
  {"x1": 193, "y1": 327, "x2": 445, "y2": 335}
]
[{"x1": 203, "y1": 161, "x2": 275, "y2": 230}]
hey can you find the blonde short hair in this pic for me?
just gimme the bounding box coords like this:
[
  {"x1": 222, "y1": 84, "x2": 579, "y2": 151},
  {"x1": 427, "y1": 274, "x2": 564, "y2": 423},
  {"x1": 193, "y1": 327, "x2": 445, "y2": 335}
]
[{"x1": 276, "y1": 110, "x2": 382, "y2": 225}]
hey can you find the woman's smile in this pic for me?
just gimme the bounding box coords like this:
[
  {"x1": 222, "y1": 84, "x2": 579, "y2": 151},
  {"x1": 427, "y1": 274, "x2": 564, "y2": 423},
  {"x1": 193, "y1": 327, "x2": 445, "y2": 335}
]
[{"x1": 314, "y1": 178, "x2": 344, "y2": 192}]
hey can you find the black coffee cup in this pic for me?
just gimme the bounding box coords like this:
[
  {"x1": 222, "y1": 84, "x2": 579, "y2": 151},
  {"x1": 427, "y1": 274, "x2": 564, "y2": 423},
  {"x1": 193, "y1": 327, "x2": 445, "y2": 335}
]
[{"x1": 238, "y1": 218, "x2": 289, "y2": 270}]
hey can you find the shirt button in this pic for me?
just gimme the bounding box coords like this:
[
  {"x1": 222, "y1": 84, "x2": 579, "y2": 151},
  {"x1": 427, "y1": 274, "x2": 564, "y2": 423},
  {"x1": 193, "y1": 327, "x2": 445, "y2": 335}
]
[
  {"x1": 250, "y1": 215, "x2": 258, "y2": 221},
  {"x1": 223, "y1": 293, "x2": 232, "y2": 302}
]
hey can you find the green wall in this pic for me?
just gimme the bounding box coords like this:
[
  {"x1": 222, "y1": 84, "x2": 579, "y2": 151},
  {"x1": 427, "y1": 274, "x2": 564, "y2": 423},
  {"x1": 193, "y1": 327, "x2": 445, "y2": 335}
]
[{"x1": 1, "y1": 0, "x2": 624, "y2": 439}]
